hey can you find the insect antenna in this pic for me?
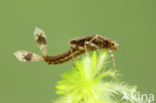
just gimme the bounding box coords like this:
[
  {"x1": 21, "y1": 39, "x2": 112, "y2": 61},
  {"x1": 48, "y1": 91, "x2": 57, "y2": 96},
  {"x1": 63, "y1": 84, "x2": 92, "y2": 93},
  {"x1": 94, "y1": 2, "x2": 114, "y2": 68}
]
[{"x1": 34, "y1": 27, "x2": 47, "y2": 57}]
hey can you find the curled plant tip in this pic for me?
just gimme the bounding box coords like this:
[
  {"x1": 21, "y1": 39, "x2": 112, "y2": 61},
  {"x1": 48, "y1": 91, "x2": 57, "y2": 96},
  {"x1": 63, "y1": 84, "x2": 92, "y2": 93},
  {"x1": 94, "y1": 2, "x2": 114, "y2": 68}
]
[
  {"x1": 14, "y1": 50, "x2": 43, "y2": 62},
  {"x1": 34, "y1": 27, "x2": 47, "y2": 56}
]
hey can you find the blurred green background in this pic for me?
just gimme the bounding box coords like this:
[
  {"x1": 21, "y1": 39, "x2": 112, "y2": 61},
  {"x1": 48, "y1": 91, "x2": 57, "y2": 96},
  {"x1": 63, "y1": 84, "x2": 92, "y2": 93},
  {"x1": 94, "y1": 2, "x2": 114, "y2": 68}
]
[{"x1": 0, "y1": 0, "x2": 155, "y2": 103}]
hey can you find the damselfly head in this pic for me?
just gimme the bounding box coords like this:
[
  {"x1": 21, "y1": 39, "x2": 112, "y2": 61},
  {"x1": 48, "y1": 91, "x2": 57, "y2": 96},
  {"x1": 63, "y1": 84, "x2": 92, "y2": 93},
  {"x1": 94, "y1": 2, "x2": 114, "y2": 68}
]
[{"x1": 108, "y1": 40, "x2": 119, "y2": 51}]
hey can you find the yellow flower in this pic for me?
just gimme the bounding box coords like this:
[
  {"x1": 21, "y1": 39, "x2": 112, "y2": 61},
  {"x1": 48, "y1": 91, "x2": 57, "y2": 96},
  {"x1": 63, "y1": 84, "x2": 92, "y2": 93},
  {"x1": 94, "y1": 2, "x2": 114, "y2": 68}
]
[{"x1": 54, "y1": 50, "x2": 142, "y2": 103}]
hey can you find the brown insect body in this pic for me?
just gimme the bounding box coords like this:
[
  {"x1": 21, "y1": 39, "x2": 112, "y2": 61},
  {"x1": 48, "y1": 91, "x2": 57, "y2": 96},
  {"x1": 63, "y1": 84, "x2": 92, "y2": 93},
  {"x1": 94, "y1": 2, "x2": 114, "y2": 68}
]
[
  {"x1": 44, "y1": 48, "x2": 85, "y2": 64},
  {"x1": 43, "y1": 35, "x2": 118, "y2": 64},
  {"x1": 70, "y1": 35, "x2": 118, "y2": 51},
  {"x1": 15, "y1": 28, "x2": 119, "y2": 73}
]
